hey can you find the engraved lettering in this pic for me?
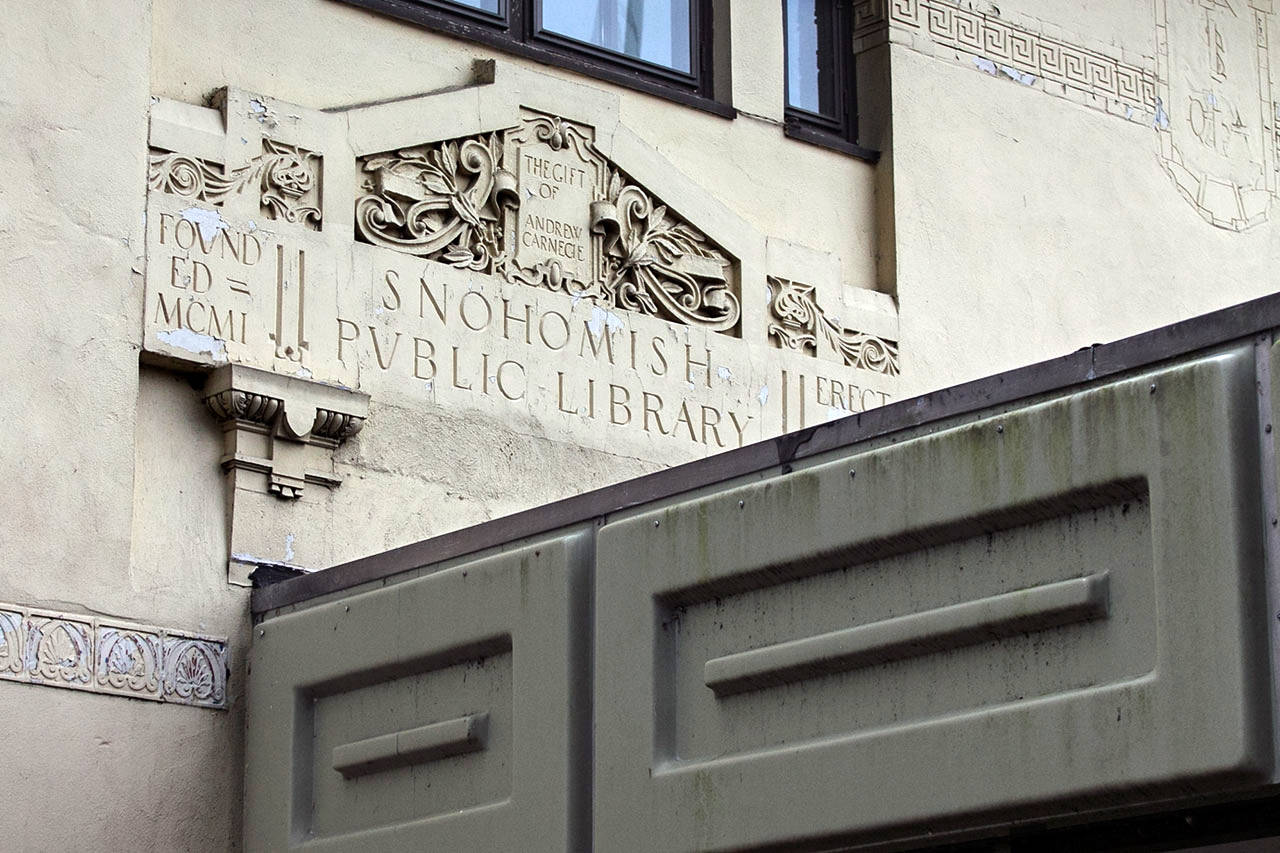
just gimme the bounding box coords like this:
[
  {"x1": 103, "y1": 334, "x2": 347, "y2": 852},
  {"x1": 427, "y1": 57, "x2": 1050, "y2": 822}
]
[
  {"x1": 539, "y1": 311, "x2": 571, "y2": 350},
  {"x1": 413, "y1": 337, "x2": 436, "y2": 380},
  {"x1": 420, "y1": 276, "x2": 447, "y2": 323},
  {"x1": 459, "y1": 290, "x2": 492, "y2": 332},
  {"x1": 579, "y1": 321, "x2": 615, "y2": 364},
  {"x1": 337, "y1": 319, "x2": 359, "y2": 362},
  {"x1": 503, "y1": 299, "x2": 532, "y2": 344},
  {"x1": 642, "y1": 392, "x2": 666, "y2": 434},
  {"x1": 382, "y1": 269, "x2": 401, "y2": 312},
  {"x1": 609, "y1": 384, "x2": 631, "y2": 425},
  {"x1": 368, "y1": 328, "x2": 401, "y2": 370},
  {"x1": 496, "y1": 360, "x2": 526, "y2": 401},
  {"x1": 685, "y1": 345, "x2": 712, "y2": 387}
]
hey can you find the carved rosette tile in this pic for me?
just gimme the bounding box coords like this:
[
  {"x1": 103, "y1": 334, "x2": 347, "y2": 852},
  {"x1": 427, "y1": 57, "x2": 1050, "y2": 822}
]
[
  {"x1": 148, "y1": 139, "x2": 322, "y2": 229},
  {"x1": 0, "y1": 603, "x2": 228, "y2": 709},
  {"x1": 162, "y1": 635, "x2": 228, "y2": 709},
  {"x1": 0, "y1": 609, "x2": 24, "y2": 677},
  {"x1": 25, "y1": 615, "x2": 93, "y2": 688},
  {"x1": 355, "y1": 133, "x2": 517, "y2": 270},
  {"x1": 95, "y1": 626, "x2": 162, "y2": 699},
  {"x1": 767, "y1": 277, "x2": 901, "y2": 377}
]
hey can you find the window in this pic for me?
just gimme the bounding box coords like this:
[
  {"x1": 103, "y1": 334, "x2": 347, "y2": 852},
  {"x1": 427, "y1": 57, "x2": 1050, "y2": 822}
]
[
  {"x1": 783, "y1": 0, "x2": 872, "y2": 158},
  {"x1": 342, "y1": 0, "x2": 728, "y2": 115}
]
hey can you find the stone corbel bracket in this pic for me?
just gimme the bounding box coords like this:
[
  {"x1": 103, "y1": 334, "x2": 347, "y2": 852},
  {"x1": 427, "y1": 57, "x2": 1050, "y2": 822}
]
[{"x1": 203, "y1": 364, "x2": 369, "y2": 500}]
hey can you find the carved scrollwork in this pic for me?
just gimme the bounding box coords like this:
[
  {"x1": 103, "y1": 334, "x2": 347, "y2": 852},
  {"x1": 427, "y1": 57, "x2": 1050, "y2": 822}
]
[
  {"x1": 148, "y1": 140, "x2": 322, "y2": 228},
  {"x1": 767, "y1": 277, "x2": 901, "y2": 376},
  {"x1": 590, "y1": 169, "x2": 739, "y2": 332},
  {"x1": 357, "y1": 115, "x2": 742, "y2": 335},
  {"x1": 355, "y1": 133, "x2": 518, "y2": 271}
]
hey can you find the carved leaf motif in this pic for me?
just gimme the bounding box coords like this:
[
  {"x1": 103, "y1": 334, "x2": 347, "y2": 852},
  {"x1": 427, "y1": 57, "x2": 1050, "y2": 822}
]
[
  {"x1": 149, "y1": 141, "x2": 322, "y2": 229},
  {"x1": 355, "y1": 132, "x2": 514, "y2": 268},
  {"x1": 767, "y1": 277, "x2": 901, "y2": 377},
  {"x1": 175, "y1": 650, "x2": 215, "y2": 700}
]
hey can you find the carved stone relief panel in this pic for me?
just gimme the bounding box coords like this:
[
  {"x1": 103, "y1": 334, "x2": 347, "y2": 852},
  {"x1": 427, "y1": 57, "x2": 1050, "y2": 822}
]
[
  {"x1": 355, "y1": 132, "x2": 514, "y2": 269},
  {"x1": 149, "y1": 139, "x2": 322, "y2": 230},
  {"x1": 0, "y1": 603, "x2": 228, "y2": 710},
  {"x1": 356, "y1": 110, "x2": 742, "y2": 335},
  {"x1": 767, "y1": 277, "x2": 901, "y2": 377},
  {"x1": 1156, "y1": 0, "x2": 1277, "y2": 230},
  {"x1": 142, "y1": 82, "x2": 899, "y2": 579}
]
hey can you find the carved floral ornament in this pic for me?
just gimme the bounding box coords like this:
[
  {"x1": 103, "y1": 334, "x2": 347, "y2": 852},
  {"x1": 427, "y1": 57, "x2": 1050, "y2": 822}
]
[
  {"x1": 767, "y1": 277, "x2": 901, "y2": 377},
  {"x1": 354, "y1": 113, "x2": 741, "y2": 334},
  {"x1": 148, "y1": 139, "x2": 322, "y2": 228}
]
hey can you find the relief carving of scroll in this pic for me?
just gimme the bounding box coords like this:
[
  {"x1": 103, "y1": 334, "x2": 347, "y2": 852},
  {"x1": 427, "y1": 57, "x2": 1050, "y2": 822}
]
[
  {"x1": 148, "y1": 139, "x2": 322, "y2": 228},
  {"x1": 355, "y1": 113, "x2": 741, "y2": 335},
  {"x1": 768, "y1": 277, "x2": 900, "y2": 376},
  {"x1": 590, "y1": 169, "x2": 738, "y2": 333},
  {"x1": 355, "y1": 133, "x2": 517, "y2": 271}
]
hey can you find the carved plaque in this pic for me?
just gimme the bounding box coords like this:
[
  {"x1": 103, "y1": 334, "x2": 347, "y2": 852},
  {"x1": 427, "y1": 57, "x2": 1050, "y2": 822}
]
[{"x1": 508, "y1": 113, "x2": 601, "y2": 285}]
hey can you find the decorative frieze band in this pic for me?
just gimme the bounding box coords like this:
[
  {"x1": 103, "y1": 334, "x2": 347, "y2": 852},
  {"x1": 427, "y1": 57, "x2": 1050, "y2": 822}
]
[
  {"x1": 0, "y1": 603, "x2": 228, "y2": 710},
  {"x1": 857, "y1": 0, "x2": 1156, "y2": 123}
]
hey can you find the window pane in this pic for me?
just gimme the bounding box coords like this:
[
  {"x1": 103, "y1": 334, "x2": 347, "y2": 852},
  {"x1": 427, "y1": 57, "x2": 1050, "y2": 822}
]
[
  {"x1": 445, "y1": 0, "x2": 501, "y2": 13},
  {"x1": 539, "y1": 0, "x2": 692, "y2": 73},
  {"x1": 785, "y1": 0, "x2": 837, "y2": 116}
]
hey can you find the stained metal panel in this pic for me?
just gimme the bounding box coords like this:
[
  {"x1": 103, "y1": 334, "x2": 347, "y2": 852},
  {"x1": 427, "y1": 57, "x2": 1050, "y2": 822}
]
[
  {"x1": 243, "y1": 531, "x2": 592, "y2": 851},
  {"x1": 594, "y1": 346, "x2": 1275, "y2": 851}
]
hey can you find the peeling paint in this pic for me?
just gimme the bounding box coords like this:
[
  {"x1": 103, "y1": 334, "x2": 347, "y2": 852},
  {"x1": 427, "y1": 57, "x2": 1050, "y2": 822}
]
[
  {"x1": 157, "y1": 328, "x2": 227, "y2": 362},
  {"x1": 588, "y1": 306, "x2": 625, "y2": 336},
  {"x1": 999, "y1": 65, "x2": 1035, "y2": 86},
  {"x1": 283, "y1": 534, "x2": 296, "y2": 563},
  {"x1": 180, "y1": 206, "x2": 228, "y2": 243},
  {"x1": 974, "y1": 57, "x2": 999, "y2": 76},
  {"x1": 716, "y1": 366, "x2": 733, "y2": 381},
  {"x1": 757, "y1": 385, "x2": 770, "y2": 406},
  {"x1": 1154, "y1": 97, "x2": 1170, "y2": 130},
  {"x1": 295, "y1": 366, "x2": 313, "y2": 379}
]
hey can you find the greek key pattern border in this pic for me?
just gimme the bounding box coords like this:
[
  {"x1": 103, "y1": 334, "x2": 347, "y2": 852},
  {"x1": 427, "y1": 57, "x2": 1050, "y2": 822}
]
[
  {"x1": 855, "y1": 0, "x2": 1157, "y2": 120},
  {"x1": 0, "y1": 602, "x2": 228, "y2": 710}
]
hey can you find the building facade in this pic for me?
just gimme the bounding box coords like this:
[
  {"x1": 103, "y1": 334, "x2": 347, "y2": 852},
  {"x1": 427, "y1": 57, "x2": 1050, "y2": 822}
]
[{"x1": 1, "y1": 0, "x2": 1279, "y2": 847}]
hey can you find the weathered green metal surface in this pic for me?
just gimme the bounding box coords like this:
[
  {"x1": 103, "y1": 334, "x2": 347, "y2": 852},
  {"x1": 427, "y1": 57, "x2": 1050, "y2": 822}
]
[
  {"x1": 595, "y1": 345, "x2": 1273, "y2": 850},
  {"x1": 244, "y1": 531, "x2": 593, "y2": 851},
  {"x1": 246, "y1": 340, "x2": 1280, "y2": 851}
]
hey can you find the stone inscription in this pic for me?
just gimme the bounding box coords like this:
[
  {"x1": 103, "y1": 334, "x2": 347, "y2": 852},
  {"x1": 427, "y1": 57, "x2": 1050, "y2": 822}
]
[
  {"x1": 144, "y1": 101, "x2": 897, "y2": 461},
  {"x1": 145, "y1": 194, "x2": 330, "y2": 373},
  {"x1": 514, "y1": 135, "x2": 598, "y2": 279},
  {"x1": 345, "y1": 259, "x2": 760, "y2": 450}
]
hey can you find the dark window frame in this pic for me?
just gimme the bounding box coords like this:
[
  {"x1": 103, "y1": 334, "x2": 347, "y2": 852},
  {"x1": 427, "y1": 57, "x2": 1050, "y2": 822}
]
[
  {"x1": 335, "y1": 0, "x2": 733, "y2": 118},
  {"x1": 781, "y1": 0, "x2": 877, "y2": 160}
]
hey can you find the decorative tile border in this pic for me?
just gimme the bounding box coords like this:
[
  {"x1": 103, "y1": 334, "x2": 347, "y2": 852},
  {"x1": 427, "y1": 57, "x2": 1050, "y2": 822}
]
[
  {"x1": 855, "y1": 0, "x2": 1157, "y2": 124},
  {"x1": 0, "y1": 602, "x2": 228, "y2": 710}
]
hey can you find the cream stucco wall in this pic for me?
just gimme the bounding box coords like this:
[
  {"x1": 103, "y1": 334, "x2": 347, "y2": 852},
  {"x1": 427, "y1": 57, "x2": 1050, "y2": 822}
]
[{"x1": 0, "y1": 0, "x2": 1276, "y2": 849}]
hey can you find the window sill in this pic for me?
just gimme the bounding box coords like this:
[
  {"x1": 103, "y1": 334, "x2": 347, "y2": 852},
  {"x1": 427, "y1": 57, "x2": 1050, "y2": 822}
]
[{"x1": 783, "y1": 121, "x2": 879, "y2": 163}]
